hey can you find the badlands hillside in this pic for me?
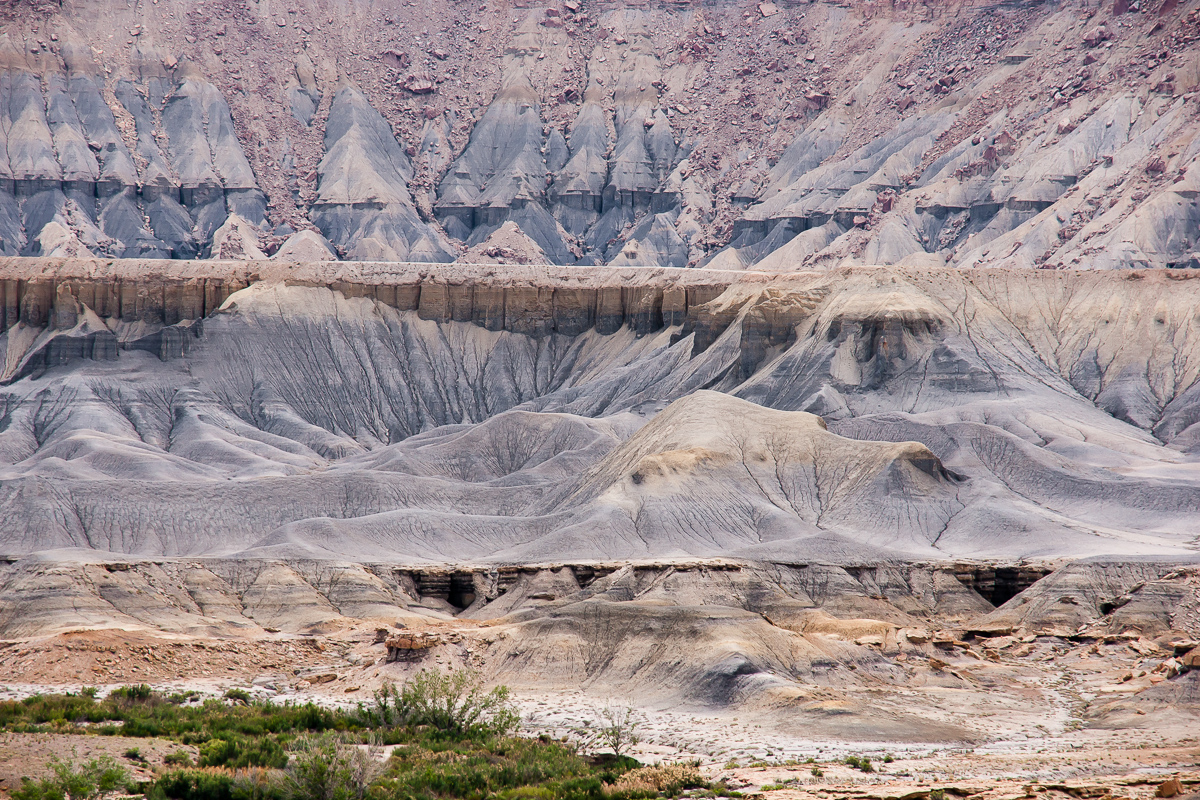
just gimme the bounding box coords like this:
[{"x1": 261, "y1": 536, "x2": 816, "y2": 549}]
[
  {"x1": 0, "y1": 260, "x2": 1198, "y2": 755},
  {"x1": 0, "y1": 0, "x2": 1197, "y2": 269},
  {"x1": 0, "y1": 0, "x2": 1198, "y2": 778},
  {"x1": 0, "y1": 260, "x2": 1199, "y2": 564}
]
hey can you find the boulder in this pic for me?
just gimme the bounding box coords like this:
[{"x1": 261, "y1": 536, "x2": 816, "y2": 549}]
[
  {"x1": 1157, "y1": 778, "x2": 1183, "y2": 798},
  {"x1": 1083, "y1": 25, "x2": 1111, "y2": 47},
  {"x1": 385, "y1": 631, "x2": 444, "y2": 662},
  {"x1": 1182, "y1": 648, "x2": 1200, "y2": 669}
]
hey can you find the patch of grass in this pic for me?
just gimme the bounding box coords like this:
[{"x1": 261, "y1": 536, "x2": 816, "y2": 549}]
[
  {"x1": 760, "y1": 777, "x2": 798, "y2": 792},
  {"x1": 707, "y1": 780, "x2": 743, "y2": 798},
  {"x1": 608, "y1": 763, "x2": 706, "y2": 797},
  {"x1": 197, "y1": 736, "x2": 287, "y2": 769}
]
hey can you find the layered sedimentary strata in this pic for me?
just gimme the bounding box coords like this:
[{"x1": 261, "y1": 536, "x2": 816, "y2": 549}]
[
  {"x1": 0, "y1": 259, "x2": 735, "y2": 380},
  {"x1": 311, "y1": 86, "x2": 455, "y2": 262},
  {"x1": 2, "y1": 0, "x2": 1199, "y2": 269},
  {"x1": 1, "y1": 259, "x2": 1198, "y2": 565},
  {"x1": 3, "y1": 0, "x2": 1200, "y2": 744},
  {"x1": 0, "y1": 553, "x2": 1196, "y2": 743},
  {"x1": 0, "y1": 257, "x2": 1197, "y2": 733},
  {"x1": 0, "y1": 33, "x2": 267, "y2": 260}
]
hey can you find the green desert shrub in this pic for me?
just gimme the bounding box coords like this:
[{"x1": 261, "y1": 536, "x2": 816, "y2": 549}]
[
  {"x1": 150, "y1": 770, "x2": 238, "y2": 800},
  {"x1": 363, "y1": 670, "x2": 519, "y2": 739},
  {"x1": 150, "y1": 768, "x2": 286, "y2": 800},
  {"x1": 0, "y1": 689, "x2": 343, "y2": 741},
  {"x1": 198, "y1": 736, "x2": 287, "y2": 769},
  {"x1": 12, "y1": 755, "x2": 129, "y2": 800},
  {"x1": 285, "y1": 734, "x2": 384, "y2": 800},
  {"x1": 110, "y1": 685, "x2": 154, "y2": 703},
  {"x1": 6, "y1": 673, "x2": 662, "y2": 800},
  {"x1": 376, "y1": 734, "x2": 617, "y2": 800}
]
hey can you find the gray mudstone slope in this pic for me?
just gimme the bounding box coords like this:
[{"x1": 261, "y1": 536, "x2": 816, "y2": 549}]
[{"x1": 0, "y1": 261, "x2": 1198, "y2": 565}]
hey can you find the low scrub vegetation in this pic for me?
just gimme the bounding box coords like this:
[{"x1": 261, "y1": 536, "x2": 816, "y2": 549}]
[
  {"x1": 12, "y1": 755, "x2": 133, "y2": 800},
  {"x1": 359, "y1": 670, "x2": 519, "y2": 739},
  {"x1": 10, "y1": 671, "x2": 727, "y2": 800},
  {"x1": 608, "y1": 764, "x2": 706, "y2": 796},
  {"x1": 0, "y1": 686, "x2": 344, "y2": 745},
  {"x1": 844, "y1": 756, "x2": 874, "y2": 773}
]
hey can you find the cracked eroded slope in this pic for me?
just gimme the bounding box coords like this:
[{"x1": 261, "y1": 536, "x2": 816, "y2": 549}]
[{"x1": 0, "y1": 263, "x2": 1197, "y2": 561}]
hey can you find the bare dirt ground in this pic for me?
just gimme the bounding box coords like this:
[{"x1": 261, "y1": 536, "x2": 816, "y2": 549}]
[
  {"x1": 0, "y1": 732, "x2": 194, "y2": 790},
  {"x1": 0, "y1": 619, "x2": 1196, "y2": 798}
]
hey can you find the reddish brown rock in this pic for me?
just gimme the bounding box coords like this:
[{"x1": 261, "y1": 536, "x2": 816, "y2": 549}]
[
  {"x1": 385, "y1": 631, "x2": 444, "y2": 662},
  {"x1": 1156, "y1": 777, "x2": 1182, "y2": 798}
]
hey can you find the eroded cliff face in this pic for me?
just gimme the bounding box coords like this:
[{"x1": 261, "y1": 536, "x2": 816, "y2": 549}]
[
  {"x1": 2, "y1": 259, "x2": 1199, "y2": 733},
  {"x1": 0, "y1": 261, "x2": 732, "y2": 380},
  {"x1": 0, "y1": 260, "x2": 1198, "y2": 565},
  {"x1": 3, "y1": 0, "x2": 1200, "y2": 730},
  {"x1": 0, "y1": 553, "x2": 1197, "y2": 743},
  {"x1": 1, "y1": 0, "x2": 1199, "y2": 270}
]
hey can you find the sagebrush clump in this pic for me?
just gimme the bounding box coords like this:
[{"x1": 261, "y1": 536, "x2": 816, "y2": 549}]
[
  {"x1": 360, "y1": 670, "x2": 519, "y2": 739},
  {"x1": 13, "y1": 755, "x2": 130, "y2": 800},
  {"x1": 608, "y1": 763, "x2": 705, "y2": 796}
]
